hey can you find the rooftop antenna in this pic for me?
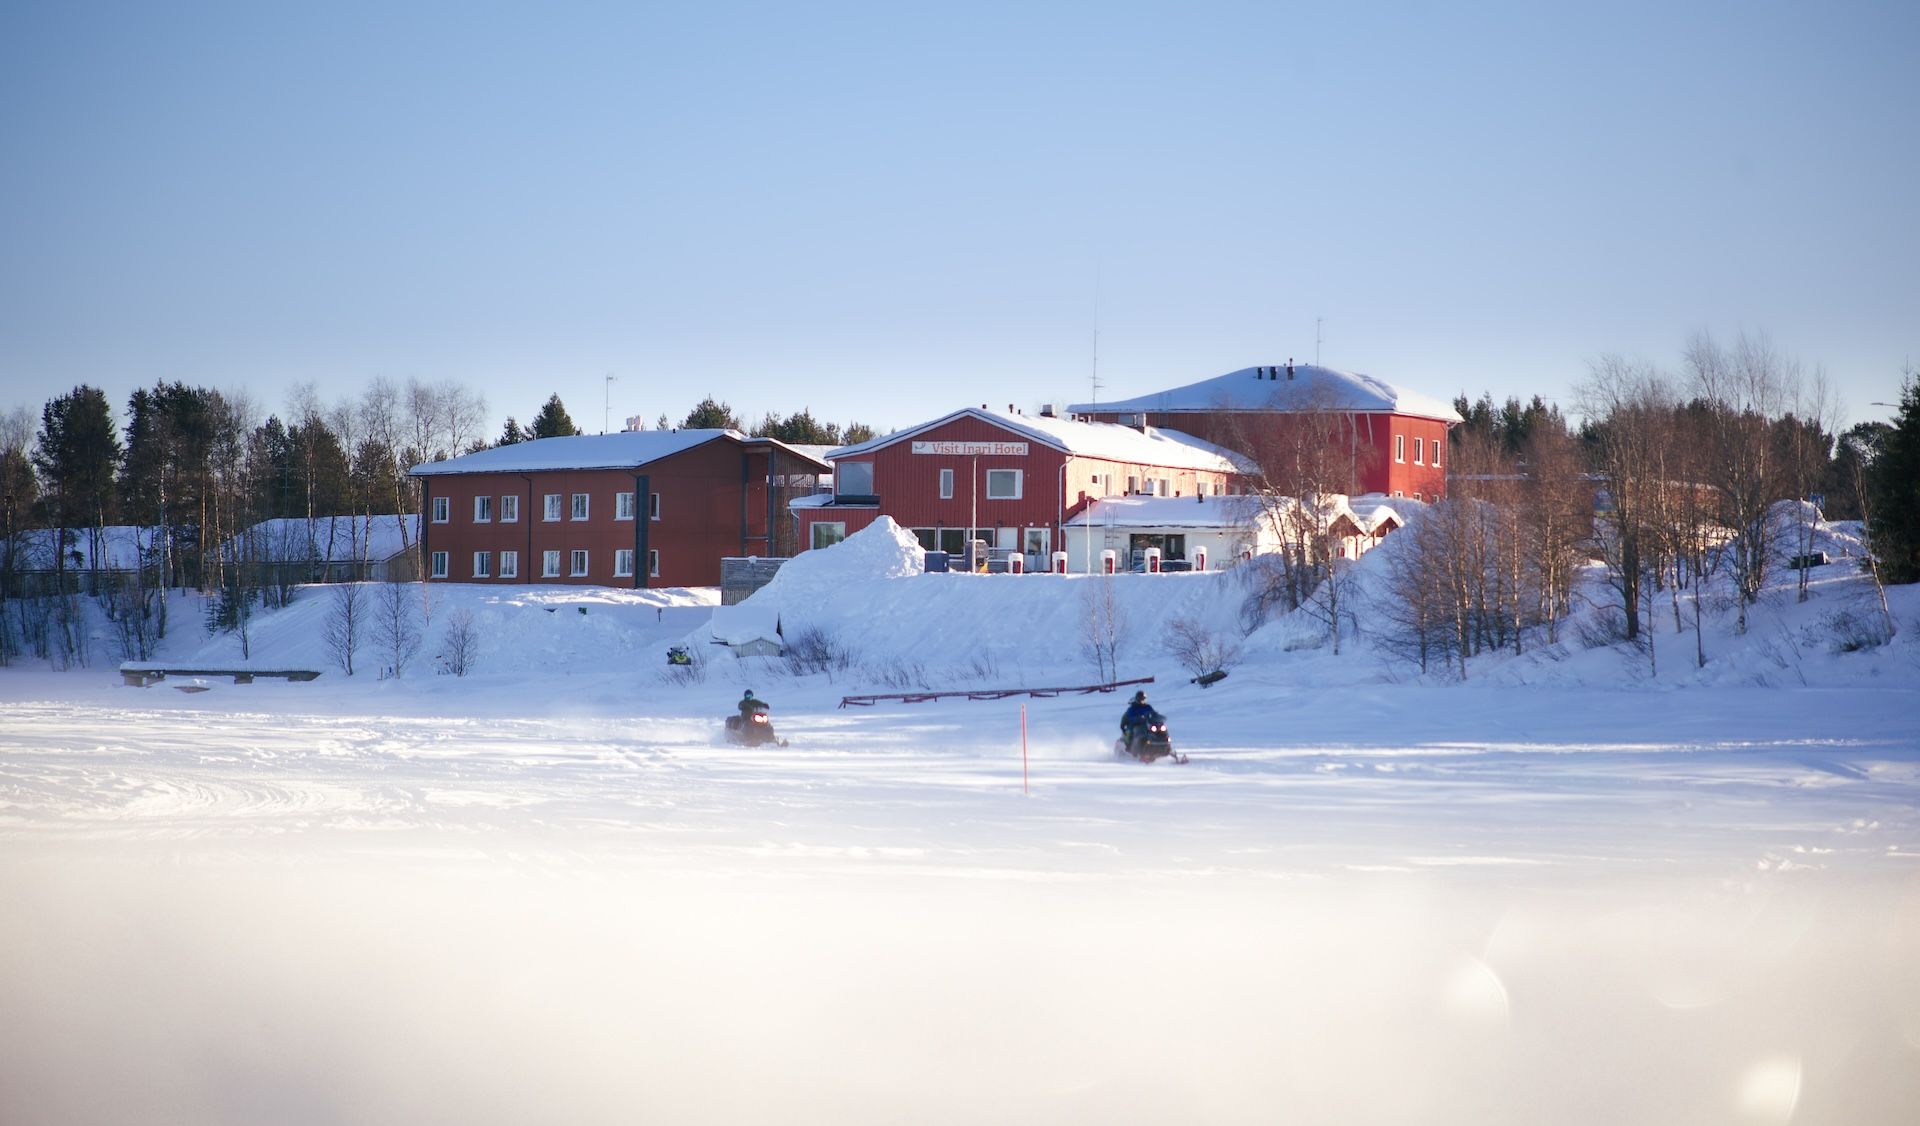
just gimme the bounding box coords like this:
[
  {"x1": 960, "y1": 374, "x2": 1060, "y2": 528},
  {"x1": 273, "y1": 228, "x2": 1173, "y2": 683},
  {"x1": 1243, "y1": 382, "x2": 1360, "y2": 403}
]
[
  {"x1": 1089, "y1": 261, "x2": 1104, "y2": 404},
  {"x1": 1315, "y1": 316, "x2": 1324, "y2": 367},
  {"x1": 603, "y1": 373, "x2": 617, "y2": 434}
]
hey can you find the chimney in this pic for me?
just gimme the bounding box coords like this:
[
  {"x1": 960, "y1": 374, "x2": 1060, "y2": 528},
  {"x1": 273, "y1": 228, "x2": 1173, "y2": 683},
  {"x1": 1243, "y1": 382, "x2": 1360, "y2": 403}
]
[
  {"x1": 1286, "y1": 358, "x2": 1295, "y2": 381},
  {"x1": 1040, "y1": 403, "x2": 1056, "y2": 418}
]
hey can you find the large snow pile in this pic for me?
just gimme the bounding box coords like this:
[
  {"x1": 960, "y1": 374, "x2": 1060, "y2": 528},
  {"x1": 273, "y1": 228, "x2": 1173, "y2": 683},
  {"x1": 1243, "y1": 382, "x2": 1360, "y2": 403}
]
[{"x1": 698, "y1": 516, "x2": 1248, "y2": 684}]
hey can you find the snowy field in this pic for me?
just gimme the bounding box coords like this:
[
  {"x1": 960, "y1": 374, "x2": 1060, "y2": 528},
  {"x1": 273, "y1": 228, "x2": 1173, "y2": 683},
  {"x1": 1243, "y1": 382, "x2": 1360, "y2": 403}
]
[{"x1": 3, "y1": 519, "x2": 1919, "y2": 1124}]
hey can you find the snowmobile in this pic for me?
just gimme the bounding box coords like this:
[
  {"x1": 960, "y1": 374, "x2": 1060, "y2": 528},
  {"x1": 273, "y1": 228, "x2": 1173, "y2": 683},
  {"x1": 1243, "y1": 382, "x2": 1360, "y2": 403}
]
[
  {"x1": 1115, "y1": 710, "x2": 1187, "y2": 764},
  {"x1": 666, "y1": 645, "x2": 693, "y2": 667},
  {"x1": 724, "y1": 703, "x2": 788, "y2": 747}
]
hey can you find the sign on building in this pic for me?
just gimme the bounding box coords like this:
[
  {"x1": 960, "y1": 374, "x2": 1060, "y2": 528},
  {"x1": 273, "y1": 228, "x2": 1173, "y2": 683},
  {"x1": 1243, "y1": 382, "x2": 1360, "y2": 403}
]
[{"x1": 910, "y1": 441, "x2": 1030, "y2": 456}]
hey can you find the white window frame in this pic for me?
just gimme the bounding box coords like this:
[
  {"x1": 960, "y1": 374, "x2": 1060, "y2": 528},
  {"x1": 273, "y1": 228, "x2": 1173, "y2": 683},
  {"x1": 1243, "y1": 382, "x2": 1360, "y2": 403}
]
[
  {"x1": 1414, "y1": 437, "x2": 1424, "y2": 465},
  {"x1": 614, "y1": 548, "x2": 635, "y2": 577},
  {"x1": 1431, "y1": 442, "x2": 1441, "y2": 470},
  {"x1": 570, "y1": 549, "x2": 588, "y2": 577},
  {"x1": 811, "y1": 521, "x2": 847, "y2": 550},
  {"x1": 431, "y1": 496, "x2": 449, "y2": 524},
  {"x1": 542, "y1": 550, "x2": 561, "y2": 577},
  {"x1": 500, "y1": 494, "x2": 519, "y2": 523},
  {"x1": 1395, "y1": 434, "x2": 1406, "y2": 464},
  {"x1": 500, "y1": 550, "x2": 518, "y2": 578},
  {"x1": 430, "y1": 551, "x2": 448, "y2": 578},
  {"x1": 648, "y1": 549, "x2": 660, "y2": 578},
  {"x1": 473, "y1": 495, "x2": 493, "y2": 522},
  {"x1": 616, "y1": 492, "x2": 635, "y2": 521},
  {"x1": 570, "y1": 493, "x2": 589, "y2": 521},
  {"x1": 543, "y1": 494, "x2": 562, "y2": 522},
  {"x1": 1126, "y1": 475, "x2": 1139, "y2": 495},
  {"x1": 939, "y1": 468, "x2": 954, "y2": 499},
  {"x1": 472, "y1": 551, "x2": 491, "y2": 578},
  {"x1": 650, "y1": 492, "x2": 661, "y2": 521},
  {"x1": 986, "y1": 468, "x2": 1023, "y2": 500}
]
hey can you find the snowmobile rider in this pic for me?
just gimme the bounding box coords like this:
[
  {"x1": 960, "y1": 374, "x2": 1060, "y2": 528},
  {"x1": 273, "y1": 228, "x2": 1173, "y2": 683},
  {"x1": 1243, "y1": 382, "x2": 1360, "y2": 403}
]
[
  {"x1": 1120, "y1": 690, "x2": 1156, "y2": 742},
  {"x1": 739, "y1": 689, "x2": 768, "y2": 722}
]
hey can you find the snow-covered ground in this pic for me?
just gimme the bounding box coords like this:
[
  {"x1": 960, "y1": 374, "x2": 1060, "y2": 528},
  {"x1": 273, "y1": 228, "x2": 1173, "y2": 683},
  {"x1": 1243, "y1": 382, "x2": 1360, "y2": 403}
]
[{"x1": 3, "y1": 517, "x2": 1917, "y2": 1124}]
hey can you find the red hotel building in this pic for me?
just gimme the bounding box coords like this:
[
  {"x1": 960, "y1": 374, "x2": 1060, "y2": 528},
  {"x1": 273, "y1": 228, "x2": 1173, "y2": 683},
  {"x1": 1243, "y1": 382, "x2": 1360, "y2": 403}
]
[
  {"x1": 411, "y1": 430, "x2": 827, "y2": 588},
  {"x1": 1069, "y1": 362, "x2": 1462, "y2": 502},
  {"x1": 794, "y1": 406, "x2": 1252, "y2": 570}
]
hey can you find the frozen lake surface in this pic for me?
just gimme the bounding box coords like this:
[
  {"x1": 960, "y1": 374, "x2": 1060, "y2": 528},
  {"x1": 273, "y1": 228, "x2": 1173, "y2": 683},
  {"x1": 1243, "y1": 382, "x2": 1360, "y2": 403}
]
[{"x1": 4, "y1": 674, "x2": 1917, "y2": 1124}]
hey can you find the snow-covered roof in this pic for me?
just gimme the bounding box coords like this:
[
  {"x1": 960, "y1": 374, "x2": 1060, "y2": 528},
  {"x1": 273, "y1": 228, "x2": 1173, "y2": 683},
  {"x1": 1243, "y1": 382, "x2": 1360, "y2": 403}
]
[
  {"x1": 1068, "y1": 364, "x2": 1463, "y2": 425},
  {"x1": 1066, "y1": 492, "x2": 1412, "y2": 535},
  {"x1": 229, "y1": 515, "x2": 420, "y2": 562},
  {"x1": 8, "y1": 526, "x2": 156, "y2": 570},
  {"x1": 1063, "y1": 495, "x2": 1266, "y2": 530},
  {"x1": 825, "y1": 407, "x2": 1254, "y2": 474},
  {"x1": 409, "y1": 430, "x2": 830, "y2": 477}
]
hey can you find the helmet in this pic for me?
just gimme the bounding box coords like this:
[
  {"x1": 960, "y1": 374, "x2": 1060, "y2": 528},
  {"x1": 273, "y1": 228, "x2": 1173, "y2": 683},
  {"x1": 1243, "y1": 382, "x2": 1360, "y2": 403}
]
[
  {"x1": 743, "y1": 689, "x2": 755, "y2": 699},
  {"x1": 1132, "y1": 691, "x2": 1147, "y2": 703}
]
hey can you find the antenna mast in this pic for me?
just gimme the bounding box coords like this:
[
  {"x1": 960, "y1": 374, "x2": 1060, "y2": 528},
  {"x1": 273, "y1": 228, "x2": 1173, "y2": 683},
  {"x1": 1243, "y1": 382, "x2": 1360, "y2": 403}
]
[
  {"x1": 604, "y1": 373, "x2": 617, "y2": 434},
  {"x1": 1089, "y1": 262, "x2": 1103, "y2": 404},
  {"x1": 1316, "y1": 317, "x2": 1324, "y2": 367}
]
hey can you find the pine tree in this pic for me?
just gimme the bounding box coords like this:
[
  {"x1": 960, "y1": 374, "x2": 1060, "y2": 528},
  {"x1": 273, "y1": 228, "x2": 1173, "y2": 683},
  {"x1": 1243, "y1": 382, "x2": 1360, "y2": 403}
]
[
  {"x1": 681, "y1": 397, "x2": 740, "y2": 430},
  {"x1": 530, "y1": 395, "x2": 577, "y2": 439},
  {"x1": 1866, "y1": 375, "x2": 1920, "y2": 583},
  {"x1": 34, "y1": 386, "x2": 121, "y2": 580},
  {"x1": 499, "y1": 417, "x2": 527, "y2": 445}
]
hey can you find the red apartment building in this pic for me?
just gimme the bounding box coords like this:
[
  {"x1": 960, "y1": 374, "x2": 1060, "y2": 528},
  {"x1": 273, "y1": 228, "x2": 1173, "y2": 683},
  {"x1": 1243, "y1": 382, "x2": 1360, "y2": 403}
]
[
  {"x1": 1069, "y1": 362, "x2": 1461, "y2": 502},
  {"x1": 411, "y1": 430, "x2": 827, "y2": 588},
  {"x1": 794, "y1": 406, "x2": 1252, "y2": 570}
]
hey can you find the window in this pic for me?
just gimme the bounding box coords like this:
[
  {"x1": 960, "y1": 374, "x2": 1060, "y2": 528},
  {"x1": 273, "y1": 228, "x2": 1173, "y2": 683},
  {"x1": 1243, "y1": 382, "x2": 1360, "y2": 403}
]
[
  {"x1": 570, "y1": 549, "x2": 589, "y2": 576},
  {"x1": 811, "y1": 522, "x2": 847, "y2": 550},
  {"x1": 986, "y1": 469, "x2": 1022, "y2": 499},
  {"x1": 1392, "y1": 490, "x2": 1405, "y2": 498},
  {"x1": 616, "y1": 492, "x2": 634, "y2": 520},
  {"x1": 647, "y1": 550, "x2": 660, "y2": 578},
  {"x1": 500, "y1": 494, "x2": 519, "y2": 522},
  {"x1": 1431, "y1": 442, "x2": 1440, "y2": 470},
  {"x1": 650, "y1": 492, "x2": 661, "y2": 521},
  {"x1": 542, "y1": 550, "x2": 561, "y2": 577},
  {"x1": 1126, "y1": 476, "x2": 1139, "y2": 495},
  {"x1": 836, "y1": 461, "x2": 874, "y2": 498},
  {"x1": 1413, "y1": 492, "x2": 1423, "y2": 502},
  {"x1": 939, "y1": 468, "x2": 954, "y2": 499},
  {"x1": 1395, "y1": 435, "x2": 1406, "y2": 463},
  {"x1": 474, "y1": 496, "x2": 493, "y2": 522},
  {"x1": 430, "y1": 551, "x2": 448, "y2": 578},
  {"x1": 472, "y1": 551, "x2": 491, "y2": 578},
  {"x1": 614, "y1": 549, "x2": 634, "y2": 577},
  {"x1": 571, "y1": 493, "x2": 589, "y2": 521},
  {"x1": 1414, "y1": 437, "x2": 1424, "y2": 465},
  {"x1": 500, "y1": 550, "x2": 518, "y2": 578},
  {"x1": 1158, "y1": 478, "x2": 1170, "y2": 497},
  {"x1": 543, "y1": 494, "x2": 562, "y2": 521},
  {"x1": 431, "y1": 497, "x2": 449, "y2": 523}
]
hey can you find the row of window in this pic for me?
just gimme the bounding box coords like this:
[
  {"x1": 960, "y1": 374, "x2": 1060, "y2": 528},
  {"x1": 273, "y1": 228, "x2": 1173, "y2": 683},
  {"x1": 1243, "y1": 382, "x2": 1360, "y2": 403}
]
[
  {"x1": 430, "y1": 492, "x2": 662, "y2": 524},
  {"x1": 429, "y1": 548, "x2": 661, "y2": 580},
  {"x1": 1393, "y1": 435, "x2": 1441, "y2": 468}
]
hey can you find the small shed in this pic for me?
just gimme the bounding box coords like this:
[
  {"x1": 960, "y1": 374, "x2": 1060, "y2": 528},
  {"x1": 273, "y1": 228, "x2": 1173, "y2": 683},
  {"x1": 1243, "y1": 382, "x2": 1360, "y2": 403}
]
[{"x1": 708, "y1": 602, "x2": 784, "y2": 657}]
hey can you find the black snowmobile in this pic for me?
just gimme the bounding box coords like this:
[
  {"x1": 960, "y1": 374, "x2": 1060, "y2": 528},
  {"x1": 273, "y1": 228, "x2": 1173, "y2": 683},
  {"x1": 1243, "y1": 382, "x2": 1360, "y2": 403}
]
[
  {"x1": 724, "y1": 703, "x2": 787, "y2": 747},
  {"x1": 1115, "y1": 710, "x2": 1187, "y2": 765}
]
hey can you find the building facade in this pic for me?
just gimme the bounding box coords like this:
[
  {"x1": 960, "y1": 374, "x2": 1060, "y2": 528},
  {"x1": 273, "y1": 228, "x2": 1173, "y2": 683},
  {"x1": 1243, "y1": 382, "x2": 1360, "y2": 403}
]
[
  {"x1": 1069, "y1": 362, "x2": 1461, "y2": 502},
  {"x1": 411, "y1": 430, "x2": 826, "y2": 589},
  {"x1": 793, "y1": 407, "x2": 1251, "y2": 571}
]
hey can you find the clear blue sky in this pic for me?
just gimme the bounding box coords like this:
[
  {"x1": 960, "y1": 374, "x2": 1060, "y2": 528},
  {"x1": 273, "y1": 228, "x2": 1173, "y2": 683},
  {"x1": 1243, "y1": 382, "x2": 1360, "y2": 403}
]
[{"x1": 2, "y1": 0, "x2": 1915, "y2": 437}]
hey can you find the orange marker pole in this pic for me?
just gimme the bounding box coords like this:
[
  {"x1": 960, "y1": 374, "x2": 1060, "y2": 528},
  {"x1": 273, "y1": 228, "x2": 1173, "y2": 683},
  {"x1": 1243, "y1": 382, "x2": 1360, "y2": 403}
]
[{"x1": 1021, "y1": 704, "x2": 1029, "y2": 795}]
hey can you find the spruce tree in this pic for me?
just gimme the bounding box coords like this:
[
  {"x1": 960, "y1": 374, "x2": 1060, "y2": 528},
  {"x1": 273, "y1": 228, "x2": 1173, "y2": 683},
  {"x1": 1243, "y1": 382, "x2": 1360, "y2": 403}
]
[
  {"x1": 1866, "y1": 375, "x2": 1920, "y2": 583},
  {"x1": 499, "y1": 417, "x2": 527, "y2": 445},
  {"x1": 680, "y1": 397, "x2": 740, "y2": 431},
  {"x1": 530, "y1": 395, "x2": 578, "y2": 439}
]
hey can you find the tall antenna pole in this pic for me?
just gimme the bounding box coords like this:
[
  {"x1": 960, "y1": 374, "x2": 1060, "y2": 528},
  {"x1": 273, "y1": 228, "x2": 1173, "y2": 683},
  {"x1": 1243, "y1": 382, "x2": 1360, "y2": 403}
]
[
  {"x1": 1316, "y1": 317, "x2": 1324, "y2": 367},
  {"x1": 1090, "y1": 262, "x2": 1104, "y2": 404},
  {"x1": 604, "y1": 373, "x2": 617, "y2": 433}
]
